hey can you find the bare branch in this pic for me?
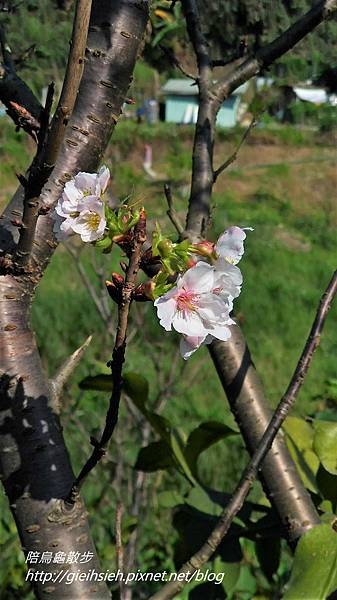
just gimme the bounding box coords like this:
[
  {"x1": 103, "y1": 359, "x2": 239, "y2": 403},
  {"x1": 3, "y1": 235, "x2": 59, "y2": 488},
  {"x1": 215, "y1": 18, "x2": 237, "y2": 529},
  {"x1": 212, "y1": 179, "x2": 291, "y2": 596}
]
[
  {"x1": 159, "y1": 44, "x2": 197, "y2": 81},
  {"x1": 50, "y1": 334, "x2": 93, "y2": 413},
  {"x1": 181, "y1": 0, "x2": 214, "y2": 239},
  {"x1": 180, "y1": 0, "x2": 322, "y2": 541},
  {"x1": 0, "y1": 22, "x2": 42, "y2": 138},
  {"x1": 44, "y1": 0, "x2": 92, "y2": 169},
  {"x1": 115, "y1": 502, "x2": 126, "y2": 599},
  {"x1": 14, "y1": 0, "x2": 92, "y2": 269},
  {"x1": 150, "y1": 270, "x2": 337, "y2": 600},
  {"x1": 164, "y1": 184, "x2": 184, "y2": 235},
  {"x1": 67, "y1": 212, "x2": 147, "y2": 502},
  {"x1": 211, "y1": 0, "x2": 337, "y2": 107},
  {"x1": 213, "y1": 116, "x2": 257, "y2": 182}
]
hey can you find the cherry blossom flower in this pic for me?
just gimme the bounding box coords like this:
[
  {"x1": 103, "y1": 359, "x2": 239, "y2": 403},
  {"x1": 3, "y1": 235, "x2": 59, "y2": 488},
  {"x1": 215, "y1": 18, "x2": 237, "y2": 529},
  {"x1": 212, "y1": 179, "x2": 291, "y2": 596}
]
[
  {"x1": 154, "y1": 262, "x2": 236, "y2": 356},
  {"x1": 154, "y1": 226, "x2": 252, "y2": 358},
  {"x1": 53, "y1": 166, "x2": 110, "y2": 242},
  {"x1": 69, "y1": 201, "x2": 106, "y2": 242}
]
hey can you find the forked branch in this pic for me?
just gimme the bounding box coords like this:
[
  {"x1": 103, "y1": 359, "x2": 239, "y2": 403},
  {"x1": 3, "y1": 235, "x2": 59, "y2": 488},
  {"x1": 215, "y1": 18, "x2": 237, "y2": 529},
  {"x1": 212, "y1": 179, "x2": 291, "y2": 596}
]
[
  {"x1": 181, "y1": 0, "x2": 323, "y2": 542},
  {"x1": 211, "y1": 0, "x2": 337, "y2": 107}
]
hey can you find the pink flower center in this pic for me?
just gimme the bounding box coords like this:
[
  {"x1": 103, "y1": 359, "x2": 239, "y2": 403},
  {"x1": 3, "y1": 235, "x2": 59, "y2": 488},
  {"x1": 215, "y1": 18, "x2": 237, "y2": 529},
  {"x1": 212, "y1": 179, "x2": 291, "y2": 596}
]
[{"x1": 176, "y1": 289, "x2": 199, "y2": 312}]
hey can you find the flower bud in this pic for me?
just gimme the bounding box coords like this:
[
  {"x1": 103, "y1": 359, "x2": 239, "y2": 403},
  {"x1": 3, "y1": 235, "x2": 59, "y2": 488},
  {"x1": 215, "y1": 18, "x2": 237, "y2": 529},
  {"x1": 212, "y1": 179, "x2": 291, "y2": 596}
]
[
  {"x1": 192, "y1": 240, "x2": 215, "y2": 258},
  {"x1": 106, "y1": 280, "x2": 122, "y2": 303},
  {"x1": 111, "y1": 272, "x2": 124, "y2": 285},
  {"x1": 157, "y1": 239, "x2": 173, "y2": 258},
  {"x1": 186, "y1": 257, "x2": 198, "y2": 268}
]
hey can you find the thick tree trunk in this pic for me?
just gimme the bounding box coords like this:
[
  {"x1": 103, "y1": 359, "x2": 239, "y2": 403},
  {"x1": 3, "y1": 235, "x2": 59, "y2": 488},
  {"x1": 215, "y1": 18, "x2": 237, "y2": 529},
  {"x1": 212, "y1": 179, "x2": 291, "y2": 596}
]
[
  {"x1": 209, "y1": 332, "x2": 320, "y2": 543},
  {"x1": 0, "y1": 1, "x2": 149, "y2": 598}
]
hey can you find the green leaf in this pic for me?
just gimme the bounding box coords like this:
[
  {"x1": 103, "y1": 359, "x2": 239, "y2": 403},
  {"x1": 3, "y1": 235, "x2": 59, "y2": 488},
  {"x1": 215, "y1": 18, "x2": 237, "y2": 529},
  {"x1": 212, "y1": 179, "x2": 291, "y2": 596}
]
[
  {"x1": 79, "y1": 374, "x2": 112, "y2": 392},
  {"x1": 186, "y1": 486, "x2": 222, "y2": 517},
  {"x1": 134, "y1": 441, "x2": 175, "y2": 472},
  {"x1": 94, "y1": 236, "x2": 113, "y2": 251},
  {"x1": 170, "y1": 428, "x2": 197, "y2": 484},
  {"x1": 213, "y1": 555, "x2": 240, "y2": 595},
  {"x1": 283, "y1": 524, "x2": 337, "y2": 599},
  {"x1": 185, "y1": 420, "x2": 239, "y2": 476},
  {"x1": 123, "y1": 371, "x2": 149, "y2": 407},
  {"x1": 284, "y1": 416, "x2": 319, "y2": 492},
  {"x1": 313, "y1": 420, "x2": 337, "y2": 475},
  {"x1": 235, "y1": 564, "x2": 257, "y2": 596},
  {"x1": 157, "y1": 490, "x2": 185, "y2": 509}
]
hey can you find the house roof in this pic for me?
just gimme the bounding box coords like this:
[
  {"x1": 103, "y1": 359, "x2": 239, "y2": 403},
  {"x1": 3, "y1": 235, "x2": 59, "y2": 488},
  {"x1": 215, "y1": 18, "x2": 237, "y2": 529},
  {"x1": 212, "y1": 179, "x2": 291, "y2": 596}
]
[
  {"x1": 293, "y1": 86, "x2": 328, "y2": 104},
  {"x1": 161, "y1": 78, "x2": 249, "y2": 97}
]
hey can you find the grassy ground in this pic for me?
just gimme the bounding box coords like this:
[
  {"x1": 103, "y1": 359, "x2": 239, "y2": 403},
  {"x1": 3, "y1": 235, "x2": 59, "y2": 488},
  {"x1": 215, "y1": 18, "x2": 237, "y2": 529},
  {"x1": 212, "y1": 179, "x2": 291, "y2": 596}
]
[{"x1": 1, "y1": 118, "x2": 337, "y2": 598}]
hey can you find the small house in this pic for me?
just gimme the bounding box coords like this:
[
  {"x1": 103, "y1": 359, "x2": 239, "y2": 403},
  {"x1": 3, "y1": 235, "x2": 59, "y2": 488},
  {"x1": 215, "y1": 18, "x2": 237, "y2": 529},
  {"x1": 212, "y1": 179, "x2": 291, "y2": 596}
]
[{"x1": 161, "y1": 78, "x2": 251, "y2": 128}]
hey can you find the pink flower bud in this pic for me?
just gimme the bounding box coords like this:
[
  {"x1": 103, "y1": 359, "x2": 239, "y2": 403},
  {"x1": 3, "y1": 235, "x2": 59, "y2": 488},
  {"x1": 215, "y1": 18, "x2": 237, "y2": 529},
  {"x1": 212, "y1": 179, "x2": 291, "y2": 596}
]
[
  {"x1": 192, "y1": 240, "x2": 215, "y2": 258},
  {"x1": 111, "y1": 272, "x2": 124, "y2": 285}
]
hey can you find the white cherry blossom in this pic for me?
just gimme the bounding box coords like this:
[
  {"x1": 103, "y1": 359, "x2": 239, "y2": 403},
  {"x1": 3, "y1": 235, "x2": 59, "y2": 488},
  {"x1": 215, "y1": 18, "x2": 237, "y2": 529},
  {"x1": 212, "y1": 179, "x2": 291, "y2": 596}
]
[
  {"x1": 69, "y1": 201, "x2": 106, "y2": 242},
  {"x1": 154, "y1": 262, "x2": 236, "y2": 354},
  {"x1": 53, "y1": 166, "x2": 110, "y2": 242}
]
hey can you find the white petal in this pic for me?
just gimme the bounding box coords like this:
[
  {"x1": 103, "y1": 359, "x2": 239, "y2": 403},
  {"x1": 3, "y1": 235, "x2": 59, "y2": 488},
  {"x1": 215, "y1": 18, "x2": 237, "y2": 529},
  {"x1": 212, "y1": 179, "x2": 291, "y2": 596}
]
[
  {"x1": 71, "y1": 209, "x2": 106, "y2": 242},
  {"x1": 213, "y1": 261, "x2": 243, "y2": 298},
  {"x1": 54, "y1": 215, "x2": 76, "y2": 240},
  {"x1": 55, "y1": 202, "x2": 69, "y2": 217},
  {"x1": 63, "y1": 180, "x2": 82, "y2": 204},
  {"x1": 172, "y1": 310, "x2": 208, "y2": 337},
  {"x1": 179, "y1": 262, "x2": 214, "y2": 293},
  {"x1": 180, "y1": 335, "x2": 207, "y2": 360},
  {"x1": 208, "y1": 323, "x2": 232, "y2": 341},
  {"x1": 95, "y1": 218, "x2": 107, "y2": 240},
  {"x1": 154, "y1": 296, "x2": 177, "y2": 331},
  {"x1": 85, "y1": 197, "x2": 105, "y2": 216},
  {"x1": 98, "y1": 165, "x2": 110, "y2": 193},
  {"x1": 215, "y1": 226, "x2": 249, "y2": 265},
  {"x1": 74, "y1": 171, "x2": 97, "y2": 195}
]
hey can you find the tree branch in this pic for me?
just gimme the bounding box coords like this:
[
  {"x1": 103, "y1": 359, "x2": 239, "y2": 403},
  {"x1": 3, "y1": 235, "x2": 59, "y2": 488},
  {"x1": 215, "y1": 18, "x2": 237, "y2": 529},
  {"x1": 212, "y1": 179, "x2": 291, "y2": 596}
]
[
  {"x1": 181, "y1": 0, "x2": 214, "y2": 240},
  {"x1": 14, "y1": 0, "x2": 92, "y2": 268},
  {"x1": 0, "y1": 2, "x2": 149, "y2": 597},
  {"x1": 49, "y1": 334, "x2": 93, "y2": 413},
  {"x1": 0, "y1": 22, "x2": 42, "y2": 138},
  {"x1": 115, "y1": 501, "x2": 126, "y2": 600},
  {"x1": 150, "y1": 269, "x2": 337, "y2": 600},
  {"x1": 159, "y1": 44, "x2": 197, "y2": 80},
  {"x1": 67, "y1": 212, "x2": 146, "y2": 501},
  {"x1": 179, "y1": 0, "x2": 322, "y2": 548},
  {"x1": 164, "y1": 183, "x2": 184, "y2": 235},
  {"x1": 213, "y1": 116, "x2": 257, "y2": 182},
  {"x1": 211, "y1": 0, "x2": 337, "y2": 108}
]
